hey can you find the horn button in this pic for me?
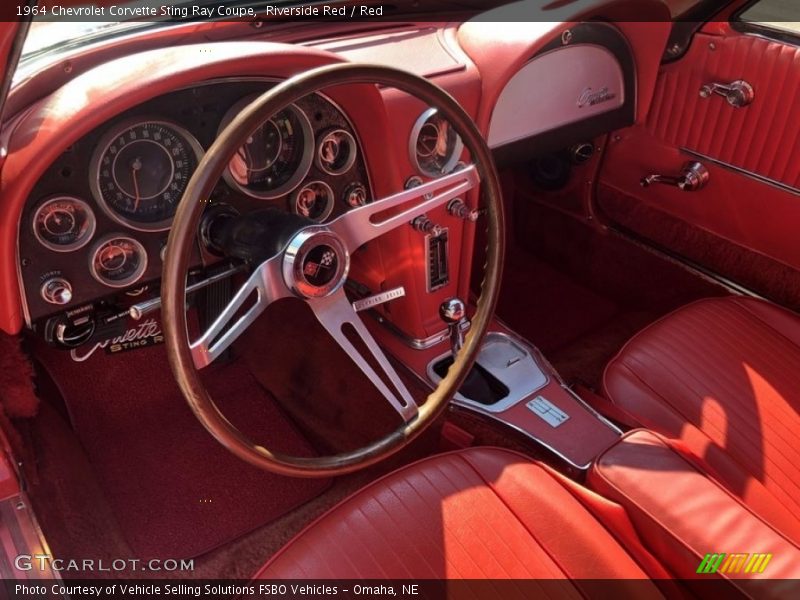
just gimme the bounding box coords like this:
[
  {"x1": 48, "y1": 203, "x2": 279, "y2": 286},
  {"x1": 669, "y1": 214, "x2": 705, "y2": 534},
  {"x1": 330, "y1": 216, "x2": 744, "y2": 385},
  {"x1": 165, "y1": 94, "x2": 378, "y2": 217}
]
[{"x1": 283, "y1": 229, "x2": 350, "y2": 298}]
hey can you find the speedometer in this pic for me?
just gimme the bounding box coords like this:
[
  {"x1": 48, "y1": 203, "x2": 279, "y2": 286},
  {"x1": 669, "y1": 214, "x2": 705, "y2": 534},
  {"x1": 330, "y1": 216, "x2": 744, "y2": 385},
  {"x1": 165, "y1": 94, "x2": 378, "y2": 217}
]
[
  {"x1": 90, "y1": 119, "x2": 203, "y2": 231},
  {"x1": 220, "y1": 96, "x2": 314, "y2": 199}
]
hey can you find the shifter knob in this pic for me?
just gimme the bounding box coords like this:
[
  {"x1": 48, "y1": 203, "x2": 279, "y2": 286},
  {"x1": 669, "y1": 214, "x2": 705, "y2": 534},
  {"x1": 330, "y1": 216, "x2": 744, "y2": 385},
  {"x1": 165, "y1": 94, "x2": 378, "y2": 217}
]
[
  {"x1": 440, "y1": 298, "x2": 466, "y2": 324},
  {"x1": 439, "y1": 298, "x2": 467, "y2": 355}
]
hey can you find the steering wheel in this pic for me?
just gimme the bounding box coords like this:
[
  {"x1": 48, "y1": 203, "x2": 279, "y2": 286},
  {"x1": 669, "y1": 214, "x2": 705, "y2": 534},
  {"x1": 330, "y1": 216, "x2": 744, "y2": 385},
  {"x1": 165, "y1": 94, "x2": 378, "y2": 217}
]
[{"x1": 162, "y1": 64, "x2": 505, "y2": 477}]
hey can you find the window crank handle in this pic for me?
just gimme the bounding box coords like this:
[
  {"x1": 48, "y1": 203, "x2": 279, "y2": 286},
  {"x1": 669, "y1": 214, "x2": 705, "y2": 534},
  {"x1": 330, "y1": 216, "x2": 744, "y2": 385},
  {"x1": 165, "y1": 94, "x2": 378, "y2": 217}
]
[{"x1": 641, "y1": 161, "x2": 709, "y2": 192}]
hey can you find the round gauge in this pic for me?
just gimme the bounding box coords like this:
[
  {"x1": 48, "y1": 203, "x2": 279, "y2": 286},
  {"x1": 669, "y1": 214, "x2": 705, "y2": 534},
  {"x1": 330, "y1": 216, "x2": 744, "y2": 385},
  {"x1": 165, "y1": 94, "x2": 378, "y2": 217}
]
[
  {"x1": 32, "y1": 196, "x2": 96, "y2": 252},
  {"x1": 410, "y1": 107, "x2": 464, "y2": 177},
  {"x1": 343, "y1": 182, "x2": 368, "y2": 208},
  {"x1": 293, "y1": 181, "x2": 334, "y2": 222},
  {"x1": 220, "y1": 97, "x2": 314, "y2": 199},
  {"x1": 316, "y1": 129, "x2": 357, "y2": 175},
  {"x1": 90, "y1": 119, "x2": 203, "y2": 231},
  {"x1": 89, "y1": 235, "x2": 148, "y2": 288}
]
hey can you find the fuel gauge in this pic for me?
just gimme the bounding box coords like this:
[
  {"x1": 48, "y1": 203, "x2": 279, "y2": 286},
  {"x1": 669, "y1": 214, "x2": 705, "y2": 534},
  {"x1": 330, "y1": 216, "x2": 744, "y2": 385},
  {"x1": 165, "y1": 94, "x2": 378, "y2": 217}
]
[
  {"x1": 33, "y1": 196, "x2": 96, "y2": 252},
  {"x1": 90, "y1": 235, "x2": 148, "y2": 288}
]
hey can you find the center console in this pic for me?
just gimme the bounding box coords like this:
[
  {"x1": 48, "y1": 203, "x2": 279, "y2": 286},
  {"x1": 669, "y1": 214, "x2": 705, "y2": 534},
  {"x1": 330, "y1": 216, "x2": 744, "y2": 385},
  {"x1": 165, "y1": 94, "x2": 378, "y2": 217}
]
[{"x1": 374, "y1": 296, "x2": 621, "y2": 471}]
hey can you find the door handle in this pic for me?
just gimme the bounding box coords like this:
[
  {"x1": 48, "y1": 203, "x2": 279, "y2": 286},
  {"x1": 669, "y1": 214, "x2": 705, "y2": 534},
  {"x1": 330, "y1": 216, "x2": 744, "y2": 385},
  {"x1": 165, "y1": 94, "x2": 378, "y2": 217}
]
[
  {"x1": 641, "y1": 161, "x2": 710, "y2": 192},
  {"x1": 699, "y1": 80, "x2": 755, "y2": 108}
]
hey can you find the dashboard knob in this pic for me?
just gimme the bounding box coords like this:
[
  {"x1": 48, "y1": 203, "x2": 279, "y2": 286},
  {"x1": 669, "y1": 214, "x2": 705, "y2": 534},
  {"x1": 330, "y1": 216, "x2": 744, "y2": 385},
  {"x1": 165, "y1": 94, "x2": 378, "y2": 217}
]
[
  {"x1": 447, "y1": 198, "x2": 480, "y2": 222},
  {"x1": 41, "y1": 277, "x2": 73, "y2": 305},
  {"x1": 410, "y1": 214, "x2": 444, "y2": 237}
]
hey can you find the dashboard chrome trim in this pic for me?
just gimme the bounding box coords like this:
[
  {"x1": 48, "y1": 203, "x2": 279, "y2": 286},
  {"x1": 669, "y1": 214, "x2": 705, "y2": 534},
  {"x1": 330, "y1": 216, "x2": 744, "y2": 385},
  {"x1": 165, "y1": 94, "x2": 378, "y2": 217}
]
[
  {"x1": 681, "y1": 148, "x2": 800, "y2": 197},
  {"x1": 371, "y1": 310, "x2": 470, "y2": 350}
]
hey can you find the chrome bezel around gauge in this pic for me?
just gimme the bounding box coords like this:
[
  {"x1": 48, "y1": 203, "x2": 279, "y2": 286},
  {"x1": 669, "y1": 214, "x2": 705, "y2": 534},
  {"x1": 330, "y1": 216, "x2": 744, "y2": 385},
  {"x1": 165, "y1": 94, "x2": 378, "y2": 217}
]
[
  {"x1": 292, "y1": 180, "x2": 335, "y2": 223},
  {"x1": 409, "y1": 107, "x2": 464, "y2": 178},
  {"x1": 315, "y1": 128, "x2": 357, "y2": 176},
  {"x1": 89, "y1": 118, "x2": 205, "y2": 232},
  {"x1": 219, "y1": 98, "x2": 315, "y2": 200},
  {"x1": 89, "y1": 234, "x2": 148, "y2": 289},
  {"x1": 32, "y1": 195, "x2": 97, "y2": 252}
]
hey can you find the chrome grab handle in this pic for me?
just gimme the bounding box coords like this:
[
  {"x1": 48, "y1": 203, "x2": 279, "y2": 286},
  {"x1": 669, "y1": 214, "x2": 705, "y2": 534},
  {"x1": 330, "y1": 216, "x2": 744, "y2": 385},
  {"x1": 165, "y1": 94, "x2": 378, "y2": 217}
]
[
  {"x1": 699, "y1": 79, "x2": 754, "y2": 108},
  {"x1": 641, "y1": 161, "x2": 710, "y2": 192}
]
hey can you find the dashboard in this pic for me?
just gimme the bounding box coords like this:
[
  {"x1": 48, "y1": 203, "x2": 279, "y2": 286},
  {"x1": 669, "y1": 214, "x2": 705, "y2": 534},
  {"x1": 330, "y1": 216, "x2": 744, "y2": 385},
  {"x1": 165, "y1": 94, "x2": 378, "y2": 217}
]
[
  {"x1": 18, "y1": 79, "x2": 373, "y2": 323},
  {"x1": 0, "y1": 2, "x2": 672, "y2": 347}
]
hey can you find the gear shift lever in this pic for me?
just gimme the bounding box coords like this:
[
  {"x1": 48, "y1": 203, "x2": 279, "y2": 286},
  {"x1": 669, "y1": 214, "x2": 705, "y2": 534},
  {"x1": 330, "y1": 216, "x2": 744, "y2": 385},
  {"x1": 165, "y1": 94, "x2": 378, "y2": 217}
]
[
  {"x1": 434, "y1": 298, "x2": 506, "y2": 406},
  {"x1": 439, "y1": 298, "x2": 467, "y2": 355}
]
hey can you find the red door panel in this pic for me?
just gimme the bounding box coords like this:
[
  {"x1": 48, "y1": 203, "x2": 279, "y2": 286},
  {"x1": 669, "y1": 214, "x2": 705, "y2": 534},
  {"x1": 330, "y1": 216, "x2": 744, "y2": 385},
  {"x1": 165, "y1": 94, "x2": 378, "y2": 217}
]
[
  {"x1": 597, "y1": 24, "x2": 800, "y2": 300},
  {"x1": 646, "y1": 31, "x2": 800, "y2": 188}
]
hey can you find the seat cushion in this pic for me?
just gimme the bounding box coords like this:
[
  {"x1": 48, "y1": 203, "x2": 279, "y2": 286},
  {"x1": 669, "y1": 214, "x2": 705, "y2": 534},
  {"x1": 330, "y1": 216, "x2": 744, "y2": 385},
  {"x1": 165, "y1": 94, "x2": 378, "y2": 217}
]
[
  {"x1": 603, "y1": 297, "x2": 800, "y2": 543},
  {"x1": 589, "y1": 430, "x2": 800, "y2": 587},
  {"x1": 255, "y1": 447, "x2": 659, "y2": 584}
]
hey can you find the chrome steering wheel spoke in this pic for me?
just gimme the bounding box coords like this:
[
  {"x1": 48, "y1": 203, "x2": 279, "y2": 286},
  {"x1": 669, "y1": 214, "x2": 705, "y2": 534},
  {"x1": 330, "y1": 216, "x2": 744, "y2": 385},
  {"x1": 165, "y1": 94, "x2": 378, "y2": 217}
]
[
  {"x1": 329, "y1": 164, "x2": 479, "y2": 252},
  {"x1": 190, "y1": 256, "x2": 289, "y2": 369},
  {"x1": 309, "y1": 289, "x2": 419, "y2": 422}
]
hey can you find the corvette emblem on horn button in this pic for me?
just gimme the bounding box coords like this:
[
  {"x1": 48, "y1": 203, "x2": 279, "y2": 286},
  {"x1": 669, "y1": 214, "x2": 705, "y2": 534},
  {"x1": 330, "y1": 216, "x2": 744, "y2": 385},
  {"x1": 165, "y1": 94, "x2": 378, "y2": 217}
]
[
  {"x1": 284, "y1": 230, "x2": 350, "y2": 298},
  {"x1": 302, "y1": 246, "x2": 338, "y2": 284}
]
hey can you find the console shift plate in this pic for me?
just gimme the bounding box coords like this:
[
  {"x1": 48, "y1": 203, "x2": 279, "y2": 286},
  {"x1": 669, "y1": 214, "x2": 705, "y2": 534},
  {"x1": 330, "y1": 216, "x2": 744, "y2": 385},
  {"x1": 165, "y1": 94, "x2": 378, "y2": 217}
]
[{"x1": 427, "y1": 332, "x2": 549, "y2": 412}]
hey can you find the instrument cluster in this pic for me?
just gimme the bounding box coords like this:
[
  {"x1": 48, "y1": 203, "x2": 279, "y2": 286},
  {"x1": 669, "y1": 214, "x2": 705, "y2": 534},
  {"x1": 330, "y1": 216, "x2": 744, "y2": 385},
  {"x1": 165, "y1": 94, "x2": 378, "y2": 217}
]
[{"x1": 19, "y1": 79, "x2": 371, "y2": 324}]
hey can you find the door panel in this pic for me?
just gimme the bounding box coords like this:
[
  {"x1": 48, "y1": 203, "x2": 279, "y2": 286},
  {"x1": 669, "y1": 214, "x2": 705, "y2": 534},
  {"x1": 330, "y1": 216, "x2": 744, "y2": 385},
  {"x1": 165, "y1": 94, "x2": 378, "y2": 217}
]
[
  {"x1": 597, "y1": 23, "x2": 800, "y2": 304},
  {"x1": 646, "y1": 31, "x2": 800, "y2": 188}
]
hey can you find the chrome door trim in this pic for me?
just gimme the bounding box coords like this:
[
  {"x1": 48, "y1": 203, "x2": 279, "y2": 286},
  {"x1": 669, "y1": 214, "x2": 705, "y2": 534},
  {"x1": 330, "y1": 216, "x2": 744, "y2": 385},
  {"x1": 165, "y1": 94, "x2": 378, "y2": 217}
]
[{"x1": 681, "y1": 148, "x2": 800, "y2": 197}]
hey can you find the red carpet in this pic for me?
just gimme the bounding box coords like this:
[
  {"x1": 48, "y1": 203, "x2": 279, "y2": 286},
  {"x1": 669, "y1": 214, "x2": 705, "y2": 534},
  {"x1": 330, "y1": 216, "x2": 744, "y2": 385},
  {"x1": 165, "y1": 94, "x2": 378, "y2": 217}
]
[
  {"x1": 33, "y1": 330, "x2": 330, "y2": 560},
  {"x1": 497, "y1": 248, "x2": 619, "y2": 354}
]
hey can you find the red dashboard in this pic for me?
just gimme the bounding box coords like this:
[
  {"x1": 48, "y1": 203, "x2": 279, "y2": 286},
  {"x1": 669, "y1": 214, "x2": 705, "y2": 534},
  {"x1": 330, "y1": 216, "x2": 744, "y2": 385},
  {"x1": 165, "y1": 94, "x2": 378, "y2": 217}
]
[{"x1": 0, "y1": 0, "x2": 671, "y2": 349}]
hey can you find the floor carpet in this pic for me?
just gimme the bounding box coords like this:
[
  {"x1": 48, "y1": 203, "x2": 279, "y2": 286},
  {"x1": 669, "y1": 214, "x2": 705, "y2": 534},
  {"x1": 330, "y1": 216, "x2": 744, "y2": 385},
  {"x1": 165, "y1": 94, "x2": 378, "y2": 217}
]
[
  {"x1": 493, "y1": 179, "x2": 727, "y2": 387},
  {"x1": 497, "y1": 248, "x2": 620, "y2": 355},
  {"x1": 32, "y1": 336, "x2": 330, "y2": 560}
]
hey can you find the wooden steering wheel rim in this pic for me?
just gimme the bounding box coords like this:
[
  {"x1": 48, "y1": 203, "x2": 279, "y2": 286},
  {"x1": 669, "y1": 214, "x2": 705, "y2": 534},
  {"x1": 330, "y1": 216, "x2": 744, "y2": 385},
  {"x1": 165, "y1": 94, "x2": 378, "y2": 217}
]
[{"x1": 162, "y1": 63, "x2": 505, "y2": 477}]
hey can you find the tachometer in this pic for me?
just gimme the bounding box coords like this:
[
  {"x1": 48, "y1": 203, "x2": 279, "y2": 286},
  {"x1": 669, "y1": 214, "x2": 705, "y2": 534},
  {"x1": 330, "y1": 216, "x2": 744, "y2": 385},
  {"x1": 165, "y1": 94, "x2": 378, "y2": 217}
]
[
  {"x1": 90, "y1": 119, "x2": 203, "y2": 231},
  {"x1": 89, "y1": 235, "x2": 148, "y2": 288},
  {"x1": 32, "y1": 196, "x2": 96, "y2": 252},
  {"x1": 220, "y1": 96, "x2": 314, "y2": 199}
]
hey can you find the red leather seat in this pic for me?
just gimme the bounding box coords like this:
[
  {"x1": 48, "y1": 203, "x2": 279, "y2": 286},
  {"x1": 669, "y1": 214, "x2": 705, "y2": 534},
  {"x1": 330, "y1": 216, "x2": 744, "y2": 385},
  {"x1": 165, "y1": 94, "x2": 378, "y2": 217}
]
[
  {"x1": 255, "y1": 447, "x2": 663, "y2": 588},
  {"x1": 603, "y1": 297, "x2": 800, "y2": 544}
]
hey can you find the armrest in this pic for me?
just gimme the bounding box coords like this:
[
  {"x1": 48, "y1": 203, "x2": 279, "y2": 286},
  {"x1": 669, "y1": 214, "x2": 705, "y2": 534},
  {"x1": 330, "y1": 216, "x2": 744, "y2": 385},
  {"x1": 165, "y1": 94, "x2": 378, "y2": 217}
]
[{"x1": 589, "y1": 430, "x2": 800, "y2": 594}]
